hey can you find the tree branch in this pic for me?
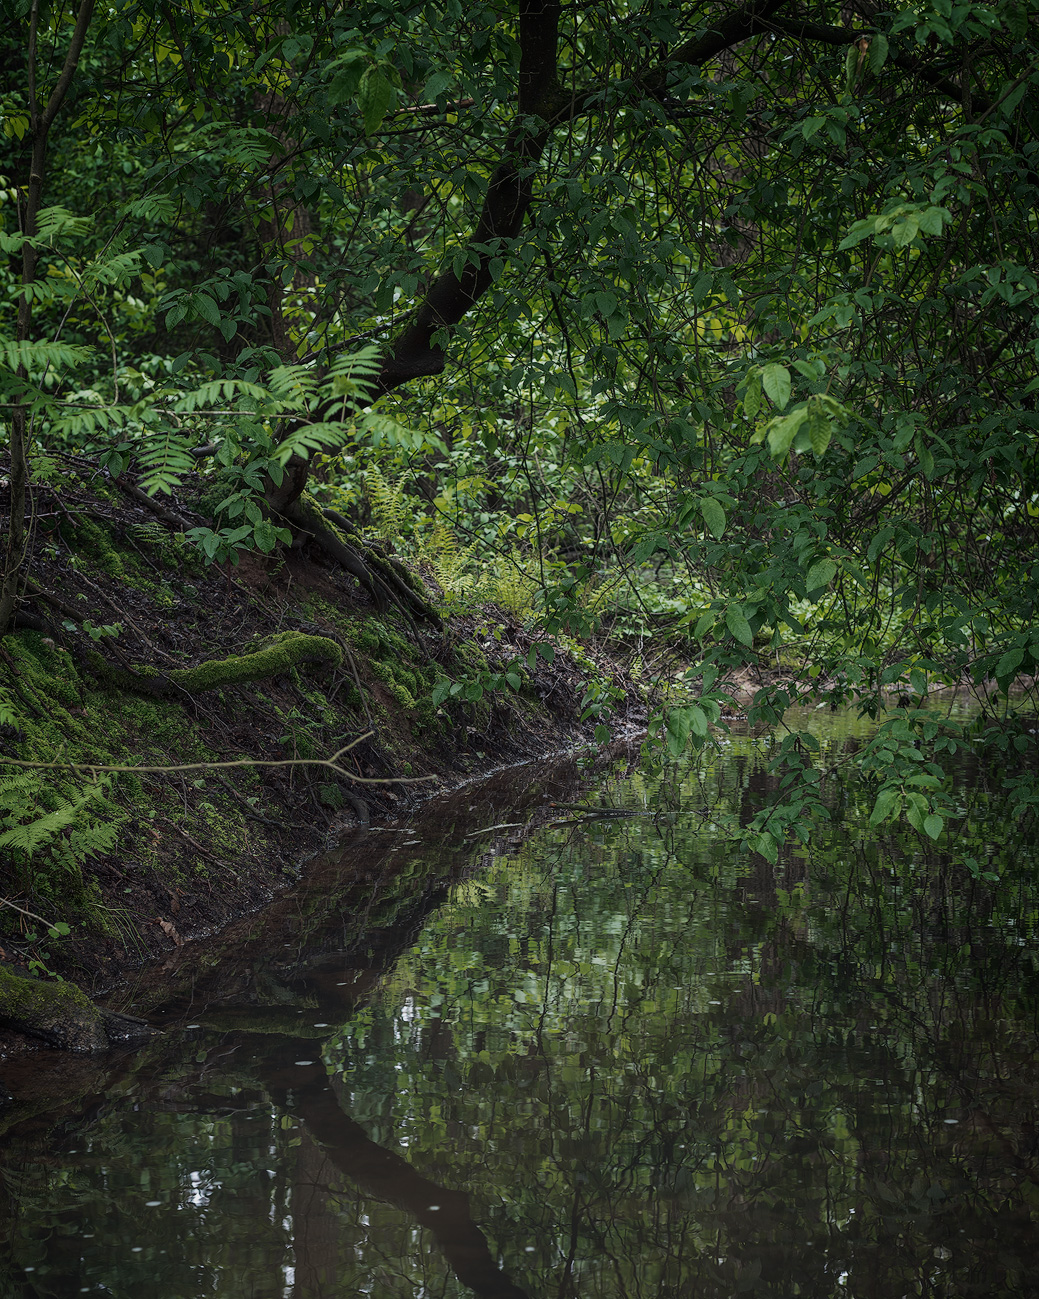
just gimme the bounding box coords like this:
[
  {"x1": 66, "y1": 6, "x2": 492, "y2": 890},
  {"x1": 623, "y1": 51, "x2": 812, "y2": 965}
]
[
  {"x1": 765, "y1": 13, "x2": 995, "y2": 117},
  {"x1": 365, "y1": 0, "x2": 792, "y2": 398}
]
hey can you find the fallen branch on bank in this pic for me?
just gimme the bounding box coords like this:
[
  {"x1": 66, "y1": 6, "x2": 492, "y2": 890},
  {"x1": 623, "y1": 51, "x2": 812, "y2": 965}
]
[{"x1": 0, "y1": 731, "x2": 437, "y2": 786}]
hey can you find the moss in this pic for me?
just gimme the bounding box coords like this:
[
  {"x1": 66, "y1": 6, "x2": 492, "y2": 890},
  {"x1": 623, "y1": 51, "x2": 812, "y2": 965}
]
[
  {"x1": 367, "y1": 659, "x2": 417, "y2": 710},
  {"x1": 93, "y1": 631, "x2": 343, "y2": 698},
  {"x1": 8, "y1": 632, "x2": 84, "y2": 711},
  {"x1": 346, "y1": 617, "x2": 413, "y2": 664},
  {"x1": 0, "y1": 964, "x2": 108, "y2": 1051},
  {"x1": 170, "y1": 631, "x2": 342, "y2": 692},
  {"x1": 72, "y1": 517, "x2": 130, "y2": 580},
  {"x1": 0, "y1": 964, "x2": 155, "y2": 1052}
]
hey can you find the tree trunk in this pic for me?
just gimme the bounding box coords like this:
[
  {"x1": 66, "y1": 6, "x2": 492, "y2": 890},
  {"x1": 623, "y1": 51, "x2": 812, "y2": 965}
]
[
  {"x1": 264, "y1": 0, "x2": 791, "y2": 517},
  {"x1": 0, "y1": 0, "x2": 96, "y2": 636}
]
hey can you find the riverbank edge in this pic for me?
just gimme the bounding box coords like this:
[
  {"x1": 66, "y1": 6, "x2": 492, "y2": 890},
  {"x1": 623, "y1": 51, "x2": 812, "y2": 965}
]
[{"x1": 1, "y1": 464, "x2": 648, "y2": 1053}]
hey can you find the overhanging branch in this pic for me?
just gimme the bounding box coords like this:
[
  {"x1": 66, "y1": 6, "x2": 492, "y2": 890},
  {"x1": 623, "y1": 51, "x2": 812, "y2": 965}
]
[{"x1": 373, "y1": 0, "x2": 792, "y2": 396}]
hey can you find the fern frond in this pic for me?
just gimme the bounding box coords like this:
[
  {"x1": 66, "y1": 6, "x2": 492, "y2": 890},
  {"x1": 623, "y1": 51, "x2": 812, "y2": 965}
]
[
  {"x1": 363, "y1": 463, "x2": 408, "y2": 540},
  {"x1": 418, "y1": 518, "x2": 481, "y2": 603},
  {"x1": 0, "y1": 339, "x2": 93, "y2": 373},
  {"x1": 121, "y1": 195, "x2": 178, "y2": 224},
  {"x1": 34, "y1": 206, "x2": 93, "y2": 241},
  {"x1": 135, "y1": 428, "x2": 199, "y2": 495},
  {"x1": 172, "y1": 378, "x2": 271, "y2": 413},
  {"x1": 0, "y1": 774, "x2": 108, "y2": 858},
  {"x1": 272, "y1": 420, "x2": 352, "y2": 465},
  {"x1": 48, "y1": 403, "x2": 132, "y2": 441},
  {"x1": 325, "y1": 343, "x2": 383, "y2": 383},
  {"x1": 266, "y1": 365, "x2": 319, "y2": 407},
  {"x1": 361, "y1": 411, "x2": 442, "y2": 454},
  {"x1": 84, "y1": 248, "x2": 143, "y2": 288}
]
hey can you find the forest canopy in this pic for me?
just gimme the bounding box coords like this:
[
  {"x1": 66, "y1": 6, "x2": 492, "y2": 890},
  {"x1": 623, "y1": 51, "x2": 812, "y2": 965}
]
[{"x1": 2, "y1": 0, "x2": 1038, "y2": 855}]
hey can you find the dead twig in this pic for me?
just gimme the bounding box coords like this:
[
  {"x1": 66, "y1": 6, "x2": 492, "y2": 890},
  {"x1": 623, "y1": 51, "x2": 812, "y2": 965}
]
[{"x1": 0, "y1": 731, "x2": 438, "y2": 786}]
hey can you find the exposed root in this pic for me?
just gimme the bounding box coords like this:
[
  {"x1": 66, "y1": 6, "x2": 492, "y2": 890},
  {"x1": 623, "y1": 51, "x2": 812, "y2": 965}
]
[
  {"x1": 87, "y1": 630, "x2": 343, "y2": 699},
  {"x1": 112, "y1": 475, "x2": 194, "y2": 530},
  {"x1": 283, "y1": 497, "x2": 439, "y2": 628}
]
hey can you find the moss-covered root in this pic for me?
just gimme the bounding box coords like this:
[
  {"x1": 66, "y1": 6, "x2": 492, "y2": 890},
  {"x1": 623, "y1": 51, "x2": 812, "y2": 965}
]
[
  {"x1": 168, "y1": 631, "x2": 342, "y2": 692},
  {"x1": 94, "y1": 630, "x2": 343, "y2": 698},
  {"x1": 0, "y1": 964, "x2": 157, "y2": 1052},
  {"x1": 285, "y1": 496, "x2": 439, "y2": 626}
]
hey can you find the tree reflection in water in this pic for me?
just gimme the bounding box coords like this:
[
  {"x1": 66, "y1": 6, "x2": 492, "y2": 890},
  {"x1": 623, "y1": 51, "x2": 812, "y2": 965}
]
[{"x1": 1, "y1": 726, "x2": 1037, "y2": 1297}]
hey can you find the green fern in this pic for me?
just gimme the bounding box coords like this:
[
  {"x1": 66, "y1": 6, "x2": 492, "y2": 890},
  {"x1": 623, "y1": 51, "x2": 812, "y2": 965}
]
[
  {"x1": 120, "y1": 195, "x2": 178, "y2": 224},
  {"x1": 135, "y1": 428, "x2": 199, "y2": 496},
  {"x1": 172, "y1": 377, "x2": 272, "y2": 414},
  {"x1": 0, "y1": 775, "x2": 107, "y2": 855},
  {"x1": 273, "y1": 420, "x2": 355, "y2": 466},
  {"x1": 416, "y1": 519, "x2": 484, "y2": 608},
  {"x1": 0, "y1": 686, "x2": 19, "y2": 728},
  {"x1": 363, "y1": 463, "x2": 409, "y2": 540},
  {"x1": 480, "y1": 550, "x2": 541, "y2": 614},
  {"x1": 0, "y1": 771, "x2": 119, "y2": 925},
  {"x1": 0, "y1": 338, "x2": 92, "y2": 374}
]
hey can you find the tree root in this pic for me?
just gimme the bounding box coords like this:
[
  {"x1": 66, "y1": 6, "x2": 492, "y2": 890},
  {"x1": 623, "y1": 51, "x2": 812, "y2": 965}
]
[
  {"x1": 87, "y1": 630, "x2": 343, "y2": 699},
  {"x1": 283, "y1": 497, "x2": 439, "y2": 628},
  {"x1": 112, "y1": 475, "x2": 194, "y2": 530}
]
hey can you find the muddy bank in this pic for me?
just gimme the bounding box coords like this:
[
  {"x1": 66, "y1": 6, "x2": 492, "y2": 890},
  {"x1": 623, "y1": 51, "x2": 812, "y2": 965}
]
[
  {"x1": 0, "y1": 743, "x2": 635, "y2": 1074},
  {"x1": 1, "y1": 460, "x2": 646, "y2": 1049}
]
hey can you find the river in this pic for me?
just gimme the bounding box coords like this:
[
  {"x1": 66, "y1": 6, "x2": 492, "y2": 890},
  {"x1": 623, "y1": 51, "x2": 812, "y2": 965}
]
[{"x1": 1, "y1": 709, "x2": 1037, "y2": 1297}]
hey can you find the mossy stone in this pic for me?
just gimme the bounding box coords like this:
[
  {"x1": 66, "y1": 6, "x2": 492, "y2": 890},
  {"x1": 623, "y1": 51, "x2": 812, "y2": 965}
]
[{"x1": 0, "y1": 964, "x2": 109, "y2": 1052}]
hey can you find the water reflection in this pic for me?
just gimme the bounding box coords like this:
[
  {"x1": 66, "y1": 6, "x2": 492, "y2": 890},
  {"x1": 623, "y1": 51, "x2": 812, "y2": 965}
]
[{"x1": 1, "y1": 725, "x2": 1038, "y2": 1297}]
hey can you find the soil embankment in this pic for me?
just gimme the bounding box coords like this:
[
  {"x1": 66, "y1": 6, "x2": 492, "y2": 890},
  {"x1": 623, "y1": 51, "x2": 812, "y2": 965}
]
[{"x1": 0, "y1": 461, "x2": 645, "y2": 1053}]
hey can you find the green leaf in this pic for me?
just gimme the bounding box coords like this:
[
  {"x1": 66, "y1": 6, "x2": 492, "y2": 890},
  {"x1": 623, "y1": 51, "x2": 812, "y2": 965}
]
[
  {"x1": 664, "y1": 708, "x2": 692, "y2": 757},
  {"x1": 844, "y1": 46, "x2": 859, "y2": 94},
  {"x1": 743, "y1": 368, "x2": 762, "y2": 419},
  {"x1": 995, "y1": 647, "x2": 1024, "y2": 682},
  {"x1": 358, "y1": 66, "x2": 395, "y2": 133},
  {"x1": 838, "y1": 217, "x2": 877, "y2": 250},
  {"x1": 915, "y1": 433, "x2": 935, "y2": 478},
  {"x1": 700, "y1": 497, "x2": 726, "y2": 540},
  {"x1": 892, "y1": 215, "x2": 919, "y2": 247},
  {"x1": 905, "y1": 794, "x2": 927, "y2": 834},
  {"x1": 423, "y1": 70, "x2": 452, "y2": 100},
  {"x1": 923, "y1": 813, "x2": 944, "y2": 840},
  {"x1": 725, "y1": 606, "x2": 754, "y2": 647},
  {"x1": 806, "y1": 558, "x2": 836, "y2": 592},
  {"x1": 755, "y1": 832, "x2": 779, "y2": 864},
  {"x1": 807, "y1": 410, "x2": 832, "y2": 456},
  {"x1": 193, "y1": 293, "x2": 220, "y2": 326},
  {"x1": 762, "y1": 363, "x2": 791, "y2": 410},
  {"x1": 916, "y1": 205, "x2": 950, "y2": 236},
  {"x1": 767, "y1": 407, "x2": 808, "y2": 458},
  {"x1": 869, "y1": 788, "x2": 900, "y2": 826},
  {"x1": 869, "y1": 33, "x2": 889, "y2": 73}
]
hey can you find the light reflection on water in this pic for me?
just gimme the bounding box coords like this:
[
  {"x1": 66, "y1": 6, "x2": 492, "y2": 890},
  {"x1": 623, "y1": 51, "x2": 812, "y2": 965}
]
[{"x1": 0, "y1": 716, "x2": 1037, "y2": 1298}]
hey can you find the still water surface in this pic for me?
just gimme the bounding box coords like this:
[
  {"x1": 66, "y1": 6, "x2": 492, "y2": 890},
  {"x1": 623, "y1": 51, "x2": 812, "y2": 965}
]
[{"x1": 2, "y1": 714, "x2": 1038, "y2": 1297}]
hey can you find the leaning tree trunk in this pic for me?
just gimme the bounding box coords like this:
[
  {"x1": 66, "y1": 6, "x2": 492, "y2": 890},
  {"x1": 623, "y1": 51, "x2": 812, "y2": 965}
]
[{"x1": 263, "y1": 0, "x2": 793, "y2": 519}]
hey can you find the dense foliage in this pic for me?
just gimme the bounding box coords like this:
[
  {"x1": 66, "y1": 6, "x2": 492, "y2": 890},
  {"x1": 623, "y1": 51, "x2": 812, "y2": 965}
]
[{"x1": 2, "y1": 0, "x2": 1038, "y2": 855}]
